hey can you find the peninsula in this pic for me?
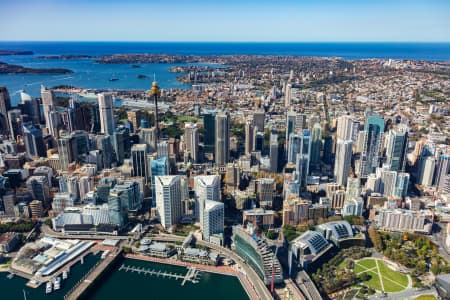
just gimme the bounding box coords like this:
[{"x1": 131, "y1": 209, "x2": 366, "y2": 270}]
[{"x1": 0, "y1": 61, "x2": 74, "y2": 74}]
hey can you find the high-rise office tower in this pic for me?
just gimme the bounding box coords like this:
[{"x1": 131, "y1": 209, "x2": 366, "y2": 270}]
[
  {"x1": 96, "y1": 134, "x2": 113, "y2": 168},
  {"x1": 334, "y1": 139, "x2": 353, "y2": 187},
  {"x1": 111, "y1": 181, "x2": 142, "y2": 212},
  {"x1": 393, "y1": 172, "x2": 410, "y2": 198},
  {"x1": 436, "y1": 154, "x2": 450, "y2": 191},
  {"x1": 157, "y1": 140, "x2": 169, "y2": 159},
  {"x1": 155, "y1": 175, "x2": 182, "y2": 229},
  {"x1": 253, "y1": 110, "x2": 265, "y2": 132},
  {"x1": 310, "y1": 123, "x2": 322, "y2": 170},
  {"x1": 20, "y1": 91, "x2": 40, "y2": 125},
  {"x1": 26, "y1": 175, "x2": 50, "y2": 207},
  {"x1": 245, "y1": 120, "x2": 254, "y2": 155},
  {"x1": 385, "y1": 126, "x2": 408, "y2": 172},
  {"x1": 150, "y1": 156, "x2": 168, "y2": 207},
  {"x1": 358, "y1": 114, "x2": 384, "y2": 177},
  {"x1": 0, "y1": 87, "x2": 11, "y2": 121},
  {"x1": 194, "y1": 175, "x2": 220, "y2": 223},
  {"x1": 202, "y1": 200, "x2": 224, "y2": 242},
  {"x1": 336, "y1": 115, "x2": 359, "y2": 142},
  {"x1": 48, "y1": 110, "x2": 61, "y2": 137},
  {"x1": 41, "y1": 85, "x2": 55, "y2": 130},
  {"x1": 78, "y1": 176, "x2": 93, "y2": 201},
  {"x1": 285, "y1": 83, "x2": 292, "y2": 107},
  {"x1": 269, "y1": 132, "x2": 279, "y2": 172},
  {"x1": 98, "y1": 93, "x2": 115, "y2": 136},
  {"x1": 108, "y1": 196, "x2": 126, "y2": 228},
  {"x1": 7, "y1": 109, "x2": 23, "y2": 138},
  {"x1": 184, "y1": 122, "x2": 199, "y2": 163},
  {"x1": 379, "y1": 168, "x2": 397, "y2": 197},
  {"x1": 131, "y1": 144, "x2": 149, "y2": 182},
  {"x1": 293, "y1": 129, "x2": 312, "y2": 188},
  {"x1": 215, "y1": 111, "x2": 230, "y2": 167},
  {"x1": 202, "y1": 110, "x2": 216, "y2": 155},
  {"x1": 419, "y1": 156, "x2": 435, "y2": 187},
  {"x1": 58, "y1": 136, "x2": 74, "y2": 171},
  {"x1": 139, "y1": 127, "x2": 157, "y2": 152},
  {"x1": 22, "y1": 124, "x2": 46, "y2": 158},
  {"x1": 113, "y1": 126, "x2": 130, "y2": 164}
]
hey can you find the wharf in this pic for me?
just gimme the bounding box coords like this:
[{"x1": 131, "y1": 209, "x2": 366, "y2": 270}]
[{"x1": 64, "y1": 247, "x2": 122, "y2": 300}]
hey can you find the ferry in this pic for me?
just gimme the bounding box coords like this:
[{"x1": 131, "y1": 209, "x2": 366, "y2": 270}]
[
  {"x1": 45, "y1": 281, "x2": 53, "y2": 294},
  {"x1": 53, "y1": 276, "x2": 61, "y2": 290},
  {"x1": 109, "y1": 78, "x2": 119, "y2": 82}
]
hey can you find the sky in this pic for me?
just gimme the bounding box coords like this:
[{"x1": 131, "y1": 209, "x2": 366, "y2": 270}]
[{"x1": 0, "y1": 0, "x2": 449, "y2": 42}]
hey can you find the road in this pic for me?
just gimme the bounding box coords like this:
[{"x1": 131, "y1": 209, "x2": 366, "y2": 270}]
[
  {"x1": 41, "y1": 224, "x2": 129, "y2": 240},
  {"x1": 153, "y1": 234, "x2": 274, "y2": 300}
]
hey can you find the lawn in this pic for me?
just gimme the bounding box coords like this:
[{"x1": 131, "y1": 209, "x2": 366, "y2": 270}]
[
  {"x1": 414, "y1": 295, "x2": 437, "y2": 300},
  {"x1": 354, "y1": 258, "x2": 408, "y2": 293},
  {"x1": 377, "y1": 261, "x2": 409, "y2": 287},
  {"x1": 357, "y1": 258, "x2": 376, "y2": 270}
]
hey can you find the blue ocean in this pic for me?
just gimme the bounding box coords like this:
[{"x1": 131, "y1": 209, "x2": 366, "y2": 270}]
[{"x1": 0, "y1": 42, "x2": 449, "y2": 104}]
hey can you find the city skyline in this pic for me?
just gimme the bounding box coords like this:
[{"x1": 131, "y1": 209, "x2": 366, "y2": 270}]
[{"x1": 0, "y1": 0, "x2": 449, "y2": 42}]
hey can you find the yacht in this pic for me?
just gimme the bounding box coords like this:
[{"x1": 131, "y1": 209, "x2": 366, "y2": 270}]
[
  {"x1": 62, "y1": 270, "x2": 68, "y2": 280},
  {"x1": 53, "y1": 277, "x2": 61, "y2": 290},
  {"x1": 7, "y1": 273, "x2": 14, "y2": 279},
  {"x1": 45, "y1": 281, "x2": 52, "y2": 294}
]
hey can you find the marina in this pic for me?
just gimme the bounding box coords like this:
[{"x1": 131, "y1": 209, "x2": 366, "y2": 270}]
[{"x1": 118, "y1": 264, "x2": 200, "y2": 285}]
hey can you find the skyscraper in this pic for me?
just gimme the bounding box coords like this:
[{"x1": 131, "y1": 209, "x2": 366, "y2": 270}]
[
  {"x1": 436, "y1": 155, "x2": 450, "y2": 191},
  {"x1": 285, "y1": 83, "x2": 292, "y2": 107},
  {"x1": 139, "y1": 127, "x2": 157, "y2": 152},
  {"x1": 194, "y1": 175, "x2": 220, "y2": 223},
  {"x1": 358, "y1": 114, "x2": 384, "y2": 177},
  {"x1": 202, "y1": 200, "x2": 224, "y2": 242},
  {"x1": 310, "y1": 123, "x2": 322, "y2": 170},
  {"x1": 26, "y1": 176, "x2": 50, "y2": 207},
  {"x1": 41, "y1": 85, "x2": 55, "y2": 130},
  {"x1": 419, "y1": 156, "x2": 435, "y2": 187},
  {"x1": 253, "y1": 110, "x2": 265, "y2": 131},
  {"x1": 111, "y1": 181, "x2": 142, "y2": 212},
  {"x1": 155, "y1": 175, "x2": 182, "y2": 229},
  {"x1": 20, "y1": 91, "x2": 40, "y2": 125},
  {"x1": 0, "y1": 87, "x2": 11, "y2": 121},
  {"x1": 393, "y1": 172, "x2": 409, "y2": 198},
  {"x1": 334, "y1": 139, "x2": 353, "y2": 187},
  {"x1": 22, "y1": 124, "x2": 46, "y2": 158},
  {"x1": 131, "y1": 144, "x2": 149, "y2": 182},
  {"x1": 269, "y1": 132, "x2": 278, "y2": 172},
  {"x1": 150, "y1": 156, "x2": 168, "y2": 207},
  {"x1": 98, "y1": 93, "x2": 115, "y2": 136},
  {"x1": 58, "y1": 136, "x2": 74, "y2": 171},
  {"x1": 184, "y1": 122, "x2": 199, "y2": 163},
  {"x1": 202, "y1": 110, "x2": 216, "y2": 155},
  {"x1": 245, "y1": 120, "x2": 254, "y2": 155},
  {"x1": 385, "y1": 126, "x2": 408, "y2": 172},
  {"x1": 215, "y1": 111, "x2": 230, "y2": 167},
  {"x1": 7, "y1": 109, "x2": 23, "y2": 138},
  {"x1": 336, "y1": 115, "x2": 359, "y2": 142}
]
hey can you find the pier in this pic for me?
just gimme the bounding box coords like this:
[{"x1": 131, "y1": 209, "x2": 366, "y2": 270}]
[
  {"x1": 64, "y1": 247, "x2": 122, "y2": 300},
  {"x1": 118, "y1": 264, "x2": 199, "y2": 286}
]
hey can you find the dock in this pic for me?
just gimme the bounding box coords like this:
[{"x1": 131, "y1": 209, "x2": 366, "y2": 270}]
[
  {"x1": 118, "y1": 264, "x2": 199, "y2": 286},
  {"x1": 64, "y1": 248, "x2": 122, "y2": 300}
]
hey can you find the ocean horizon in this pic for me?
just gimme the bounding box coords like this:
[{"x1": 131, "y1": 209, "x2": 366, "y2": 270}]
[{"x1": 1, "y1": 41, "x2": 449, "y2": 104}]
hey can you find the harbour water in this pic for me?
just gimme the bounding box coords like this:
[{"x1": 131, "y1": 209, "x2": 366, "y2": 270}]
[
  {"x1": 87, "y1": 259, "x2": 249, "y2": 300},
  {"x1": 0, "y1": 253, "x2": 100, "y2": 300},
  {"x1": 0, "y1": 256, "x2": 249, "y2": 300},
  {"x1": 1, "y1": 42, "x2": 450, "y2": 104}
]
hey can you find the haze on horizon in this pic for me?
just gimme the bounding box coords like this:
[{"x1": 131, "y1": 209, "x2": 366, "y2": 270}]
[{"x1": 0, "y1": 0, "x2": 449, "y2": 42}]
